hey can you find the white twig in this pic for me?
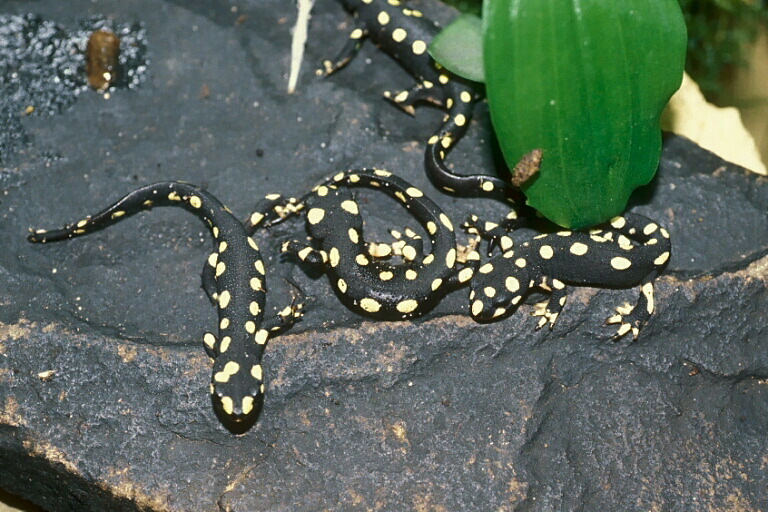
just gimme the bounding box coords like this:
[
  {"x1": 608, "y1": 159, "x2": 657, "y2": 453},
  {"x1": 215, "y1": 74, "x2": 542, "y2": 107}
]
[{"x1": 288, "y1": 0, "x2": 315, "y2": 94}]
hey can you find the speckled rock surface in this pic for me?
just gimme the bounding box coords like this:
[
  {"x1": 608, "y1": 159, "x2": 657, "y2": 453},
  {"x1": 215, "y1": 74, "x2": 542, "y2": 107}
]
[{"x1": 1, "y1": 0, "x2": 767, "y2": 511}]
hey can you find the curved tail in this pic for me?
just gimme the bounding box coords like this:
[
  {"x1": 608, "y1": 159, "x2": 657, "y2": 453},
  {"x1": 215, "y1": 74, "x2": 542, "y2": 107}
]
[
  {"x1": 28, "y1": 182, "x2": 232, "y2": 243},
  {"x1": 316, "y1": 168, "x2": 459, "y2": 267},
  {"x1": 424, "y1": 84, "x2": 524, "y2": 205}
]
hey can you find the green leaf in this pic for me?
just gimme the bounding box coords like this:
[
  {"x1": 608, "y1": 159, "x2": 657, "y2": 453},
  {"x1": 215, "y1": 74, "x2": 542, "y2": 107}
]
[
  {"x1": 429, "y1": 14, "x2": 485, "y2": 82},
  {"x1": 483, "y1": 0, "x2": 687, "y2": 229}
]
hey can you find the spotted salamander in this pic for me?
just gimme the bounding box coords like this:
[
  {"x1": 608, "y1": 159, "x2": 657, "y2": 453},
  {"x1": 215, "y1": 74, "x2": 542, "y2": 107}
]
[
  {"x1": 28, "y1": 182, "x2": 303, "y2": 429},
  {"x1": 325, "y1": 0, "x2": 519, "y2": 201},
  {"x1": 246, "y1": 168, "x2": 480, "y2": 319},
  {"x1": 466, "y1": 213, "x2": 671, "y2": 339}
]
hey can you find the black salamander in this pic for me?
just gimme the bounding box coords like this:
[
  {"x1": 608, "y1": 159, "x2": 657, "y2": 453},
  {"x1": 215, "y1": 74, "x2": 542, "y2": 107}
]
[
  {"x1": 246, "y1": 169, "x2": 479, "y2": 319},
  {"x1": 325, "y1": 0, "x2": 519, "y2": 202},
  {"x1": 465, "y1": 213, "x2": 671, "y2": 339},
  {"x1": 28, "y1": 182, "x2": 303, "y2": 429}
]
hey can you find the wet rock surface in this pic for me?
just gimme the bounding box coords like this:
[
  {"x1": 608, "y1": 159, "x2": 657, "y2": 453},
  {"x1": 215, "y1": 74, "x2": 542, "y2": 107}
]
[{"x1": 1, "y1": 0, "x2": 767, "y2": 511}]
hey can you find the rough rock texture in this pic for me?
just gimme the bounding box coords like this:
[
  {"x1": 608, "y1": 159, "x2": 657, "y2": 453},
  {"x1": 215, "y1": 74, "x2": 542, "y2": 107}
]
[
  {"x1": 1, "y1": 0, "x2": 767, "y2": 511},
  {"x1": 0, "y1": 11, "x2": 147, "y2": 166}
]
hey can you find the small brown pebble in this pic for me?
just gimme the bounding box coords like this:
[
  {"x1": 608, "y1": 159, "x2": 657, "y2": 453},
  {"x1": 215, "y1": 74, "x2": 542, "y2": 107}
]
[
  {"x1": 86, "y1": 29, "x2": 121, "y2": 91},
  {"x1": 510, "y1": 149, "x2": 543, "y2": 188}
]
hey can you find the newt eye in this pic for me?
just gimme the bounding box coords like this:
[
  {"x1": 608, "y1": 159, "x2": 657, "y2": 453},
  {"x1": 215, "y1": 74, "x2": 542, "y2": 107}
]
[
  {"x1": 210, "y1": 355, "x2": 266, "y2": 427},
  {"x1": 211, "y1": 384, "x2": 264, "y2": 426}
]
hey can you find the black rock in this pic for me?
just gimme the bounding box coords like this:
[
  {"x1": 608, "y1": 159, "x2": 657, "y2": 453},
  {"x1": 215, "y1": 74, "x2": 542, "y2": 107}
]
[
  {"x1": 0, "y1": 11, "x2": 147, "y2": 166},
  {"x1": 1, "y1": 0, "x2": 767, "y2": 510}
]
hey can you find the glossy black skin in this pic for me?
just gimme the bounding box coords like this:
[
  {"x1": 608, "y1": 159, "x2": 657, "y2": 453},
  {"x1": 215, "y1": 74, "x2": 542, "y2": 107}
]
[
  {"x1": 328, "y1": 0, "x2": 521, "y2": 202},
  {"x1": 467, "y1": 212, "x2": 671, "y2": 339},
  {"x1": 28, "y1": 182, "x2": 302, "y2": 432},
  {"x1": 246, "y1": 168, "x2": 480, "y2": 320}
]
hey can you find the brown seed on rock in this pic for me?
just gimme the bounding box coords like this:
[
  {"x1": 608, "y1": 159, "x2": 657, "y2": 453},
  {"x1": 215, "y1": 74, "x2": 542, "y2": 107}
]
[{"x1": 86, "y1": 29, "x2": 121, "y2": 91}]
